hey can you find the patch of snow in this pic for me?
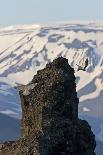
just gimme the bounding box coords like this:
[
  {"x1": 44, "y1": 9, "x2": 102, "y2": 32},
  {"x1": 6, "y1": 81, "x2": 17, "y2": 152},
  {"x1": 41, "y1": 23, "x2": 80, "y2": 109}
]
[
  {"x1": 7, "y1": 66, "x2": 35, "y2": 85},
  {"x1": 0, "y1": 110, "x2": 17, "y2": 116},
  {"x1": 83, "y1": 107, "x2": 91, "y2": 112}
]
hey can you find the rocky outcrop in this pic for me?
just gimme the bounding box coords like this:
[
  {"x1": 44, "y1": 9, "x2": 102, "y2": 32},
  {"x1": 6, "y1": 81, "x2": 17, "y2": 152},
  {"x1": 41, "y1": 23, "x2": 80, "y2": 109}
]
[{"x1": 0, "y1": 57, "x2": 96, "y2": 155}]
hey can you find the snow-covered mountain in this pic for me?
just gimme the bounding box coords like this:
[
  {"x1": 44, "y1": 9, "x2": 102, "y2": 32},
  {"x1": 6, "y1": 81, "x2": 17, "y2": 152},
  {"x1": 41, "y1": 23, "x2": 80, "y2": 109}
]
[{"x1": 0, "y1": 21, "x2": 103, "y2": 153}]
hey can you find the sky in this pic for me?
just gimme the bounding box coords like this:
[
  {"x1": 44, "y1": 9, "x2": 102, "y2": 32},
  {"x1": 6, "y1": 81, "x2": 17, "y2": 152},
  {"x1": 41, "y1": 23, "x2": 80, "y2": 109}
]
[{"x1": 0, "y1": 0, "x2": 103, "y2": 26}]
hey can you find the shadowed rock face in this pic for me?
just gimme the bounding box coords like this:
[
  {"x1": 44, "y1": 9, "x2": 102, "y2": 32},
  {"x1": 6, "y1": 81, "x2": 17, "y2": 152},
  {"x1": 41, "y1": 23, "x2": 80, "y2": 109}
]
[{"x1": 0, "y1": 57, "x2": 96, "y2": 155}]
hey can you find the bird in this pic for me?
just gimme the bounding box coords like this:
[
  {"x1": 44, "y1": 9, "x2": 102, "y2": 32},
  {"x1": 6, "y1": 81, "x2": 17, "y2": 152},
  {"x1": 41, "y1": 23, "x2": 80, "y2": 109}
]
[{"x1": 76, "y1": 58, "x2": 89, "y2": 71}]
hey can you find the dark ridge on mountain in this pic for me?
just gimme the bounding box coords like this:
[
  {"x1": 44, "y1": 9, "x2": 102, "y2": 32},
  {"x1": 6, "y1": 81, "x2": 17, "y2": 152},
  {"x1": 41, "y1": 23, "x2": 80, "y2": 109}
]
[{"x1": 0, "y1": 57, "x2": 96, "y2": 155}]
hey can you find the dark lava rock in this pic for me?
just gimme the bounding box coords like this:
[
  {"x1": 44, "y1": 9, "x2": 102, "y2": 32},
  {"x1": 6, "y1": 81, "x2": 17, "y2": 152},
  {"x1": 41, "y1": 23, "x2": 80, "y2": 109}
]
[{"x1": 0, "y1": 57, "x2": 96, "y2": 155}]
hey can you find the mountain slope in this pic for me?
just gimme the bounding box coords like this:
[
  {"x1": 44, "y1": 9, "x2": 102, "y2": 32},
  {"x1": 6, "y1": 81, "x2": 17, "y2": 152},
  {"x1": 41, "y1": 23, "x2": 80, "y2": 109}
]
[{"x1": 0, "y1": 22, "x2": 103, "y2": 152}]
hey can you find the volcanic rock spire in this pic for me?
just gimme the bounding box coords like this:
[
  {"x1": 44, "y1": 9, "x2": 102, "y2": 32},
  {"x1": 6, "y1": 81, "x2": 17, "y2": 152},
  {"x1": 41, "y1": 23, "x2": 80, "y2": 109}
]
[{"x1": 0, "y1": 57, "x2": 96, "y2": 155}]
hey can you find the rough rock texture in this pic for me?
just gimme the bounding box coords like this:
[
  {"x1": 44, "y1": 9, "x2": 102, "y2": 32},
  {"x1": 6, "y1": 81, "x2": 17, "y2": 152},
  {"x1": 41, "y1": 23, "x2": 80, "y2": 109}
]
[{"x1": 0, "y1": 57, "x2": 96, "y2": 155}]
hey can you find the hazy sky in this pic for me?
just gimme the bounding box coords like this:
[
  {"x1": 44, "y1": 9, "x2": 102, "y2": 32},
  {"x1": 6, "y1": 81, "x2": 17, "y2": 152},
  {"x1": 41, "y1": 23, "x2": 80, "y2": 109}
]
[{"x1": 0, "y1": 0, "x2": 103, "y2": 26}]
